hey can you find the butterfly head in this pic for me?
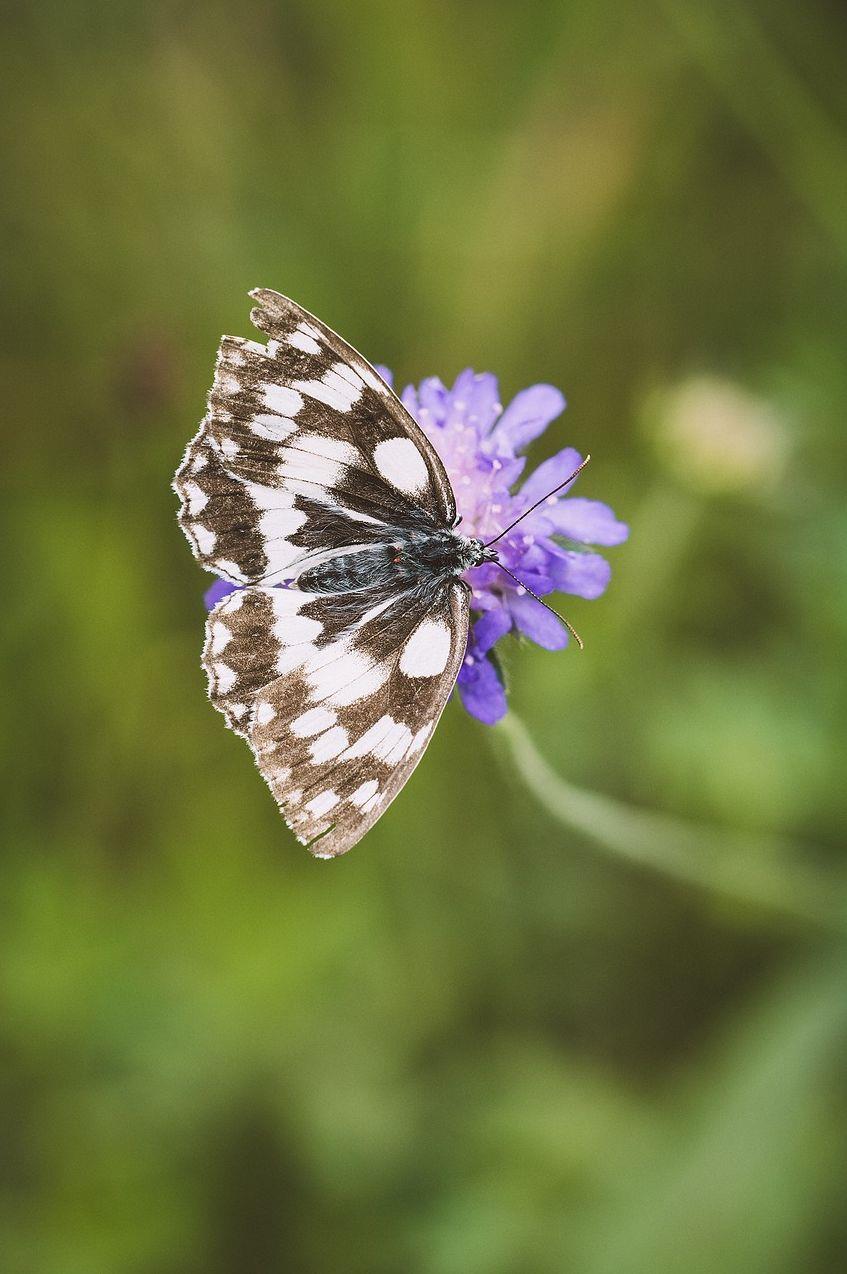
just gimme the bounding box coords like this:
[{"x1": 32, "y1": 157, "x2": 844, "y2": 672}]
[{"x1": 457, "y1": 536, "x2": 499, "y2": 571}]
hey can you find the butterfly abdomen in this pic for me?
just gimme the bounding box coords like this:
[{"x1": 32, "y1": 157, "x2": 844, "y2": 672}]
[
  {"x1": 298, "y1": 547, "x2": 395, "y2": 594},
  {"x1": 298, "y1": 526, "x2": 473, "y2": 597}
]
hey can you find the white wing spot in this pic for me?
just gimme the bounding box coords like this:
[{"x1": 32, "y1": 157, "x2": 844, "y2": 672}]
[
  {"x1": 263, "y1": 384, "x2": 304, "y2": 417},
  {"x1": 293, "y1": 435, "x2": 359, "y2": 465},
  {"x1": 306, "y1": 649, "x2": 372, "y2": 700},
  {"x1": 305, "y1": 790, "x2": 341, "y2": 818},
  {"x1": 273, "y1": 642, "x2": 317, "y2": 676},
  {"x1": 290, "y1": 706, "x2": 338, "y2": 738},
  {"x1": 250, "y1": 412, "x2": 297, "y2": 441},
  {"x1": 399, "y1": 618, "x2": 452, "y2": 677},
  {"x1": 325, "y1": 660, "x2": 390, "y2": 708},
  {"x1": 241, "y1": 339, "x2": 269, "y2": 357},
  {"x1": 349, "y1": 780, "x2": 379, "y2": 808},
  {"x1": 346, "y1": 715, "x2": 396, "y2": 760},
  {"x1": 277, "y1": 450, "x2": 345, "y2": 489},
  {"x1": 372, "y1": 437, "x2": 430, "y2": 495},
  {"x1": 292, "y1": 362, "x2": 363, "y2": 413},
  {"x1": 194, "y1": 524, "x2": 216, "y2": 554},
  {"x1": 268, "y1": 587, "x2": 314, "y2": 616},
  {"x1": 246, "y1": 483, "x2": 295, "y2": 511},
  {"x1": 183, "y1": 481, "x2": 208, "y2": 515},
  {"x1": 333, "y1": 363, "x2": 366, "y2": 392},
  {"x1": 258, "y1": 505, "x2": 307, "y2": 540},
  {"x1": 408, "y1": 722, "x2": 435, "y2": 754},
  {"x1": 272, "y1": 613, "x2": 323, "y2": 652},
  {"x1": 288, "y1": 329, "x2": 321, "y2": 355},
  {"x1": 374, "y1": 722, "x2": 413, "y2": 765},
  {"x1": 213, "y1": 662, "x2": 236, "y2": 694},
  {"x1": 358, "y1": 364, "x2": 389, "y2": 394},
  {"x1": 256, "y1": 701, "x2": 276, "y2": 725},
  {"x1": 216, "y1": 558, "x2": 249, "y2": 581},
  {"x1": 309, "y1": 726, "x2": 350, "y2": 763},
  {"x1": 209, "y1": 621, "x2": 232, "y2": 655}
]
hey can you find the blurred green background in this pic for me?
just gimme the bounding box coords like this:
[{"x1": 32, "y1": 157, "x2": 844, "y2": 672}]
[{"x1": 3, "y1": 2, "x2": 847, "y2": 1271}]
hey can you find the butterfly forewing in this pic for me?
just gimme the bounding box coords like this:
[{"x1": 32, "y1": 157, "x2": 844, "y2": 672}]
[
  {"x1": 175, "y1": 290, "x2": 455, "y2": 586},
  {"x1": 204, "y1": 581, "x2": 469, "y2": 857}
]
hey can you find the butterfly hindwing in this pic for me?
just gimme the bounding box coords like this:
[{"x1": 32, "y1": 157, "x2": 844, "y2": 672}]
[
  {"x1": 175, "y1": 290, "x2": 456, "y2": 586},
  {"x1": 203, "y1": 580, "x2": 469, "y2": 857}
]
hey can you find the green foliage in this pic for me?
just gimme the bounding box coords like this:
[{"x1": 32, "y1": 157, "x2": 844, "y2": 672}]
[{"x1": 2, "y1": 2, "x2": 846, "y2": 1270}]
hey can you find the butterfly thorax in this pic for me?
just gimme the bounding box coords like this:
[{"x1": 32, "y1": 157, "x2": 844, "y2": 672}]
[{"x1": 297, "y1": 529, "x2": 495, "y2": 595}]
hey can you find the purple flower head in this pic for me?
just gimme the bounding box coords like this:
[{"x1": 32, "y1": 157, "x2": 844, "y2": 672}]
[
  {"x1": 383, "y1": 367, "x2": 628, "y2": 724},
  {"x1": 203, "y1": 367, "x2": 627, "y2": 728}
]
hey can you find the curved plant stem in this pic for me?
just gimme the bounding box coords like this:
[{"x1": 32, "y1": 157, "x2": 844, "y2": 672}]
[{"x1": 496, "y1": 714, "x2": 846, "y2": 933}]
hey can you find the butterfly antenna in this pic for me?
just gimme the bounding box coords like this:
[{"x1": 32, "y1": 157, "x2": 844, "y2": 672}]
[
  {"x1": 493, "y1": 561, "x2": 584, "y2": 650},
  {"x1": 483, "y1": 454, "x2": 591, "y2": 549}
]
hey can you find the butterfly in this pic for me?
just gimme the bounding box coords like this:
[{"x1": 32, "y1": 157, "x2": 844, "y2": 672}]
[{"x1": 174, "y1": 290, "x2": 582, "y2": 858}]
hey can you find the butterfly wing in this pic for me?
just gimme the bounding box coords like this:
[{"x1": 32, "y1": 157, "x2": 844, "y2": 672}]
[
  {"x1": 174, "y1": 289, "x2": 456, "y2": 585},
  {"x1": 205, "y1": 578, "x2": 469, "y2": 857}
]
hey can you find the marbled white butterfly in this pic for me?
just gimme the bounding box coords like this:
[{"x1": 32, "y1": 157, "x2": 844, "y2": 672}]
[{"x1": 174, "y1": 291, "x2": 584, "y2": 858}]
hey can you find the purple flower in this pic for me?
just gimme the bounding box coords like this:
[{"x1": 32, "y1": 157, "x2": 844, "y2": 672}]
[
  {"x1": 202, "y1": 367, "x2": 627, "y2": 728},
  {"x1": 389, "y1": 368, "x2": 628, "y2": 724}
]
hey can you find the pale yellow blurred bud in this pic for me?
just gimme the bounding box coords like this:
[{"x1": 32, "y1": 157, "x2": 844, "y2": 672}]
[{"x1": 648, "y1": 376, "x2": 790, "y2": 495}]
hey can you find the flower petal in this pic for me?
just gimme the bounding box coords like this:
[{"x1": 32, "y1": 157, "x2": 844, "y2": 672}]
[
  {"x1": 204, "y1": 578, "x2": 239, "y2": 609},
  {"x1": 546, "y1": 547, "x2": 611, "y2": 599},
  {"x1": 374, "y1": 364, "x2": 394, "y2": 388},
  {"x1": 489, "y1": 456, "x2": 527, "y2": 488},
  {"x1": 472, "y1": 606, "x2": 512, "y2": 655},
  {"x1": 451, "y1": 370, "x2": 501, "y2": 434},
  {"x1": 508, "y1": 591, "x2": 568, "y2": 649},
  {"x1": 400, "y1": 383, "x2": 419, "y2": 419},
  {"x1": 519, "y1": 447, "x2": 583, "y2": 505},
  {"x1": 489, "y1": 384, "x2": 566, "y2": 454},
  {"x1": 457, "y1": 654, "x2": 507, "y2": 725},
  {"x1": 512, "y1": 570, "x2": 554, "y2": 595},
  {"x1": 545, "y1": 497, "x2": 629, "y2": 546},
  {"x1": 416, "y1": 376, "x2": 450, "y2": 425},
  {"x1": 465, "y1": 583, "x2": 500, "y2": 610},
  {"x1": 515, "y1": 542, "x2": 549, "y2": 572}
]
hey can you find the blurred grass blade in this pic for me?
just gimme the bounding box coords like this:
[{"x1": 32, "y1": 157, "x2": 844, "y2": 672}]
[
  {"x1": 658, "y1": 0, "x2": 847, "y2": 262},
  {"x1": 581, "y1": 954, "x2": 847, "y2": 1274}
]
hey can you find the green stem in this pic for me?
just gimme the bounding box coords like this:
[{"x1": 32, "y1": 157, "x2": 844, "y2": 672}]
[{"x1": 496, "y1": 713, "x2": 846, "y2": 932}]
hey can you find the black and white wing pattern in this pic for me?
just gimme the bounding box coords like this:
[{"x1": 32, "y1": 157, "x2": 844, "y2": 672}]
[
  {"x1": 174, "y1": 290, "x2": 469, "y2": 857},
  {"x1": 174, "y1": 288, "x2": 455, "y2": 586},
  {"x1": 204, "y1": 581, "x2": 468, "y2": 857}
]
